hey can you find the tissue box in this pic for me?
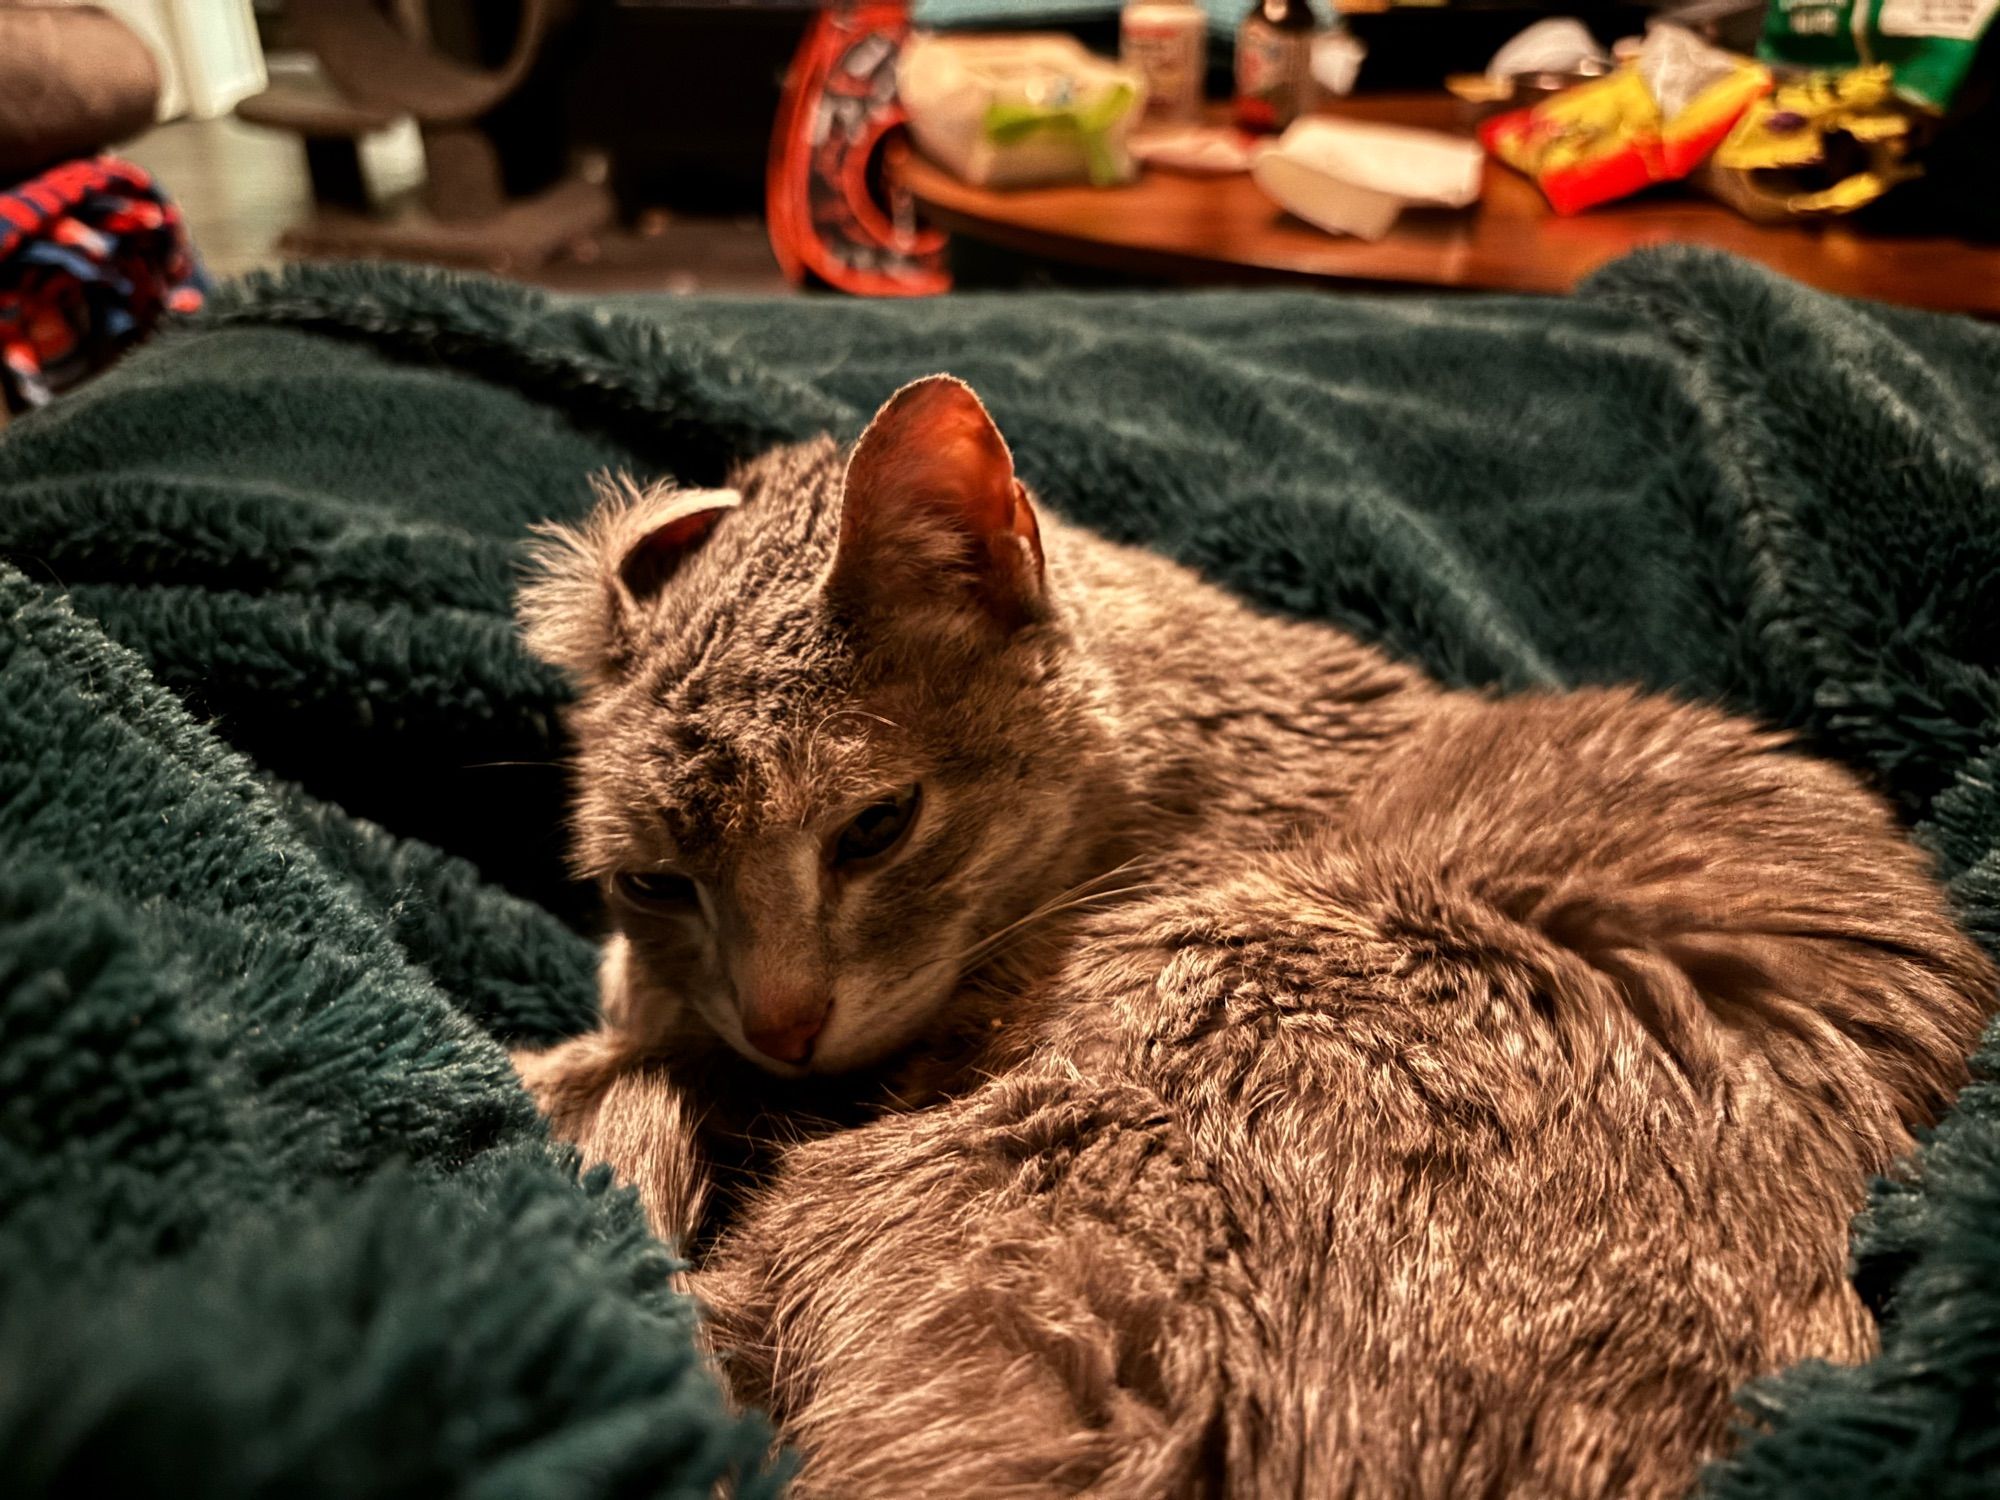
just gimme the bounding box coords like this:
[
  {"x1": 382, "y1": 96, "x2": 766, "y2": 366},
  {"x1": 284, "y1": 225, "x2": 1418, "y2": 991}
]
[{"x1": 1251, "y1": 116, "x2": 1485, "y2": 240}]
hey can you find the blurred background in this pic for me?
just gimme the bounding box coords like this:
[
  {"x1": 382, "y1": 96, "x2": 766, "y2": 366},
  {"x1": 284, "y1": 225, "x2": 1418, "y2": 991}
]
[{"x1": 3, "y1": 0, "x2": 1996, "y2": 416}]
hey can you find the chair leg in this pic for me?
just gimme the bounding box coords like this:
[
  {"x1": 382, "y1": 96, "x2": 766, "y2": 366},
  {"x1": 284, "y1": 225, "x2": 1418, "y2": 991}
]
[{"x1": 302, "y1": 136, "x2": 371, "y2": 213}]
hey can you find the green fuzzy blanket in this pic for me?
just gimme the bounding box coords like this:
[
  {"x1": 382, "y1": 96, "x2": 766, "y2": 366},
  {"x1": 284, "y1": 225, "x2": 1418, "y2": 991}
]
[{"x1": 2, "y1": 250, "x2": 1997, "y2": 1497}]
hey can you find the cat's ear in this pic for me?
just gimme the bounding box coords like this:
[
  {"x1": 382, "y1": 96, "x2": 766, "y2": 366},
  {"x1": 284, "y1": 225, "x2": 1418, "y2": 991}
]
[
  {"x1": 518, "y1": 471, "x2": 740, "y2": 688},
  {"x1": 829, "y1": 376, "x2": 1046, "y2": 633}
]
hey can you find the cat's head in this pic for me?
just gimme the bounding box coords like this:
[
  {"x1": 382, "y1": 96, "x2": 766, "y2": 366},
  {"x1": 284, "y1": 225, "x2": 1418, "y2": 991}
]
[{"x1": 520, "y1": 377, "x2": 1120, "y2": 1076}]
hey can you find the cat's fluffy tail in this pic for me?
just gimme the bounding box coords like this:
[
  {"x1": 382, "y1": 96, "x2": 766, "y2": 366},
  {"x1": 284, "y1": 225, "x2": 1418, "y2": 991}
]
[{"x1": 1300, "y1": 687, "x2": 1994, "y2": 1160}]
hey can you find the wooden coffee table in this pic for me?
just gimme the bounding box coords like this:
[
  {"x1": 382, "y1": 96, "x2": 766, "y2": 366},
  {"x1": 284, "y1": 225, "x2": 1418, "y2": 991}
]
[{"x1": 900, "y1": 93, "x2": 2000, "y2": 316}]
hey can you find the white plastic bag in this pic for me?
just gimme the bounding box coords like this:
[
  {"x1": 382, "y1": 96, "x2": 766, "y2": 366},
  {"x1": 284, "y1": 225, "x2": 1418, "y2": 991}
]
[{"x1": 899, "y1": 34, "x2": 1145, "y2": 189}]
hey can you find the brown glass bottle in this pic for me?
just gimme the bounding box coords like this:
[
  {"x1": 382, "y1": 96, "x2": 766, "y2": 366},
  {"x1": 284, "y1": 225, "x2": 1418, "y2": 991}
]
[{"x1": 1233, "y1": 0, "x2": 1317, "y2": 134}]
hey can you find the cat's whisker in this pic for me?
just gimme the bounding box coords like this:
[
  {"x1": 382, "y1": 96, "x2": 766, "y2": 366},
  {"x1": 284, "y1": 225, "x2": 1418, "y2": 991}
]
[
  {"x1": 883, "y1": 952, "x2": 956, "y2": 990},
  {"x1": 841, "y1": 709, "x2": 905, "y2": 734},
  {"x1": 874, "y1": 1082, "x2": 921, "y2": 1112},
  {"x1": 967, "y1": 883, "x2": 1160, "y2": 962},
  {"x1": 955, "y1": 885, "x2": 1115, "y2": 969},
  {"x1": 955, "y1": 866, "x2": 1166, "y2": 973}
]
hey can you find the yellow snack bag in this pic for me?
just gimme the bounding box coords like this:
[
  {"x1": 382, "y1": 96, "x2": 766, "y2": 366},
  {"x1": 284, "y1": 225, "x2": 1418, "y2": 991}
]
[{"x1": 1705, "y1": 65, "x2": 1922, "y2": 220}]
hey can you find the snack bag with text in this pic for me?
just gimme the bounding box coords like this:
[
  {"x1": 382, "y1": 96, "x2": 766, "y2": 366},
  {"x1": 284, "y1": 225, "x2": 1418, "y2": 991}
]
[
  {"x1": 1761, "y1": 0, "x2": 1999, "y2": 112},
  {"x1": 1479, "y1": 26, "x2": 1771, "y2": 214}
]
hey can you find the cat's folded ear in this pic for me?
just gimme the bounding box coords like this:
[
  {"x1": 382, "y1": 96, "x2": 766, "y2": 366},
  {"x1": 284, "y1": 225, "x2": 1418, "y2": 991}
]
[
  {"x1": 828, "y1": 376, "x2": 1047, "y2": 634},
  {"x1": 518, "y1": 472, "x2": 740, "y2": 688}
]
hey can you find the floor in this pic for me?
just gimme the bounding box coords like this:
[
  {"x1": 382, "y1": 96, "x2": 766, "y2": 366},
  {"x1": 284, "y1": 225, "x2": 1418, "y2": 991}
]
[
  {"x1": 126, "y1": 95, "x2": 791, "y2": 295},
  {"x1": 126, "y1": 114, "x2": 315, "y2": 282}
]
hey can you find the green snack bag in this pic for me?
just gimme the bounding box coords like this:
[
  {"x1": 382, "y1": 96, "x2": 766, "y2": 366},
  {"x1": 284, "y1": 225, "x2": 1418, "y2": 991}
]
[{"x1": 1760, "y1": 0, "x2": 1998, "y2": 110}]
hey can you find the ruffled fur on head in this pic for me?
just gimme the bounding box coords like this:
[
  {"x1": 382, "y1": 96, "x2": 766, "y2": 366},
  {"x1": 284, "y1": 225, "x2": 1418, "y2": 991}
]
[{"x1": 517, "y1": 471, "x2": 740, "y2": 690}]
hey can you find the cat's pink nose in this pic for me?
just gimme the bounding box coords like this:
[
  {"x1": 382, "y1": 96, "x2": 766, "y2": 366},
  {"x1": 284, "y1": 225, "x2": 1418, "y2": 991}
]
[{"x1": 741, "y1": 993, "x2": 829, "y2": 1065}]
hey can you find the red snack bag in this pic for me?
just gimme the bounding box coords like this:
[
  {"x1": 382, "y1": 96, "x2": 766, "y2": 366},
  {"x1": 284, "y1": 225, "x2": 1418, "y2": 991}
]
[{"x1": 1479, "y1": 29, "x2": 1770, "y2": 215}]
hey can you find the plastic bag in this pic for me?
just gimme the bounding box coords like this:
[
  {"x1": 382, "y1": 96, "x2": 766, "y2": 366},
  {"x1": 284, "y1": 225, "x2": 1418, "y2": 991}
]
[
  {"x1": 1696, "y1": 64, "x2": 1924, "y2": 219},
  {"x1": 899, "y1": 34, "x2": 1143, "y2": 189},
  {"x1": 1759, "y1": 0, "x2": 1999, "y2": 111}
]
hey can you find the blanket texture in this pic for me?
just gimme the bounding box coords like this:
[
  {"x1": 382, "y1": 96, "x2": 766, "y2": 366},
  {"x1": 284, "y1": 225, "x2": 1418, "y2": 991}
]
[{"x1": 1, "y1": 249, "x2": 1996, "y2": 1497}]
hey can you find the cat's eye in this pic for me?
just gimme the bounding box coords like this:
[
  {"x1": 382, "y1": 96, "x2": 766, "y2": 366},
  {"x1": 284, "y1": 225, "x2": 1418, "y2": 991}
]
[
  {"x1": 613, "y1": 869, "x2": 700, "y2": 909},
  {"x1": 831, "y1": 785, "x2": 922, "y2": 869}
]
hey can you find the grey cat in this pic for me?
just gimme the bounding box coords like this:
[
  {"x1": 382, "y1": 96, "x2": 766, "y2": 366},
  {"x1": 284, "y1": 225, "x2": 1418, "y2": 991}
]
[{"x1": 513, "y1": 377, "x2": 1995, "y2": 1498}]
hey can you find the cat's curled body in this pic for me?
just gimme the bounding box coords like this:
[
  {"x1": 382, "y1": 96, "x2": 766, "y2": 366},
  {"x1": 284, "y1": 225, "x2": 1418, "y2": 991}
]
[
  {"x1": 512, "y1": 378, "x2": 1995, "y2": 1499},
  {"x1": 699, "y1": 688, "x2": 1990, "y2": 1498}
]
